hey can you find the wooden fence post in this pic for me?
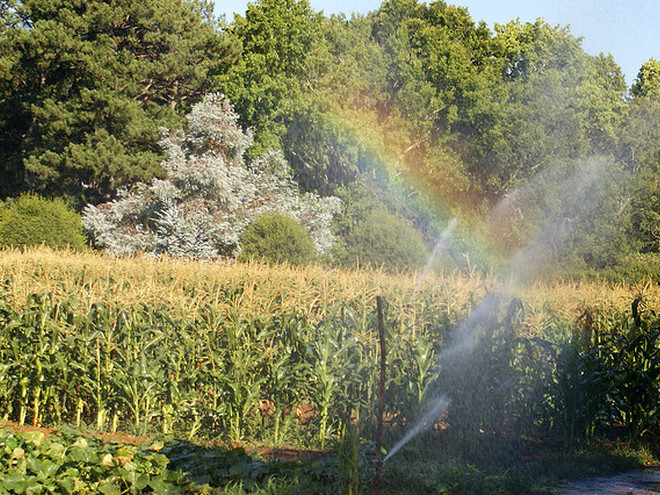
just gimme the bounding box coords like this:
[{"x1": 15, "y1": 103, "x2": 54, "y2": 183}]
[{"x1": 374, "y1": 295, "x2": 387, "y2": 495}]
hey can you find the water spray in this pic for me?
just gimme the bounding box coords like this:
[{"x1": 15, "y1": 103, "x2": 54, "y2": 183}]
[
  {"x1": 381, "y1": 156, "x2": 616, "y2": 463},
  {"x1": 382, "y1": 293, "x2": 505, "y2": 462},
  {"x1": 383, "y1": 395, "x2": 450, "y2": 464},
  {"x1": 410, "y1": 218, "x2": 457, "y2": 301}
]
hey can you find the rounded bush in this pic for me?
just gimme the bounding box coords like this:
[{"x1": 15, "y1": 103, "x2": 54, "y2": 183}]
[
  {"x1": 0, "y1": 194, "x2": 87, "y2": 251},
  {"x1": 340, "y1": 210, "x2": 428, "y2": 271},
  {"x1": 239, "y1": 213, "x2": 315, "y2": 265}
]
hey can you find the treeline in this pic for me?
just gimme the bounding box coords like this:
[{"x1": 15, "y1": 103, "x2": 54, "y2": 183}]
[{"x1": 1, "y1": 0, "x2": 660, "y2": 277}]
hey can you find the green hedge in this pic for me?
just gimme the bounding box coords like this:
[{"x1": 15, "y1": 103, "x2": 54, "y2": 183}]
[
  {"x1": 339, "y1": 210, "x2": 428, "y2": 271},
  {"x1": 0, "y1": 194, "x2": 86, "y2": 251},
  {"x1": 239, "y1": 212, "x2": 315, "y2": 265}
]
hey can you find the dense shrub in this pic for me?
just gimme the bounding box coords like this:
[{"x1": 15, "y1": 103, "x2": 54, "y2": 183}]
[
  {"x1": 0, "y1": 194, "x2": 86, "y2": 250},
  {"x1": 339, "y1": 210, "x2": 428, "y2": 271},
  {"x1": 239, "y1": 213, "x2": 316, "y2": 265},
  {"x1": 586, "y1": 253, "x2": 660, "y2": 284}
]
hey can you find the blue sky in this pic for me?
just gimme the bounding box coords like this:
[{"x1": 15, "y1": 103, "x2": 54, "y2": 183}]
[{"x1": 214, "y1": 0, "x2": 659, "y2": 86}]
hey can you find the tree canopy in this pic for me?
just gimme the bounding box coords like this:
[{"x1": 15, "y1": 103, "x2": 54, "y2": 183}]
[
  {"x1": 0, "y1": 0, "x2": 238, "y2": 204},
  {"x1": 2, "y1": 0, "x2": 660, "y2": 276}
]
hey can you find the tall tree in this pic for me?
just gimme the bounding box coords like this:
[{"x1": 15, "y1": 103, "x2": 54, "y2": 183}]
[
  {"x1": 219, "y1": 0, "x2": 323, "y2": 155},
  {"x1": 621, "y1": 59, "x2": 660, "y2": 252},
  {"x1": 83, "y1": 94, "x2": 340, "y2": 259},
  {"x1": 219, "y1": 0, "x2": 388, "y2": 197},
  {"x1": 630, "y1": 57, "x2": 660, "y2": 98},
  {"x1": 359, "y1": 0, "x2": 496, "y2": 210},
  {"x1": 0, "y1": 0, "x2": 238, "y2": 204},
  {"x1": 468, "y1": 20, "x2": 627, "y2": 199}
]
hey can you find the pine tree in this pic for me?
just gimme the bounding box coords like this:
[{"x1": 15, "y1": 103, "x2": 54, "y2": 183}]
[{"x1": 0, "y1": 0, "x2": 239, "y2": 204}]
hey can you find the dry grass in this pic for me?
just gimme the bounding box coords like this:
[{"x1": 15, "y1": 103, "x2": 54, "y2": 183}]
[
  {"x1": 0, "y1": 247, "x2": 656, "y2": 334},
  {"x1": 0, "y1": 247, "x2": 485, "y2": 320}
]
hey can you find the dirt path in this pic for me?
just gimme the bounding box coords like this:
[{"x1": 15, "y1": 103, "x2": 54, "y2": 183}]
[{"x1": 555, "y1": 469, "x2": 660, "y2": 494}]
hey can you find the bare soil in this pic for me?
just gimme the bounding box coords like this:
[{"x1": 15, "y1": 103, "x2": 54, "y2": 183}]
[{"x1": 1, "y1": 420, "x2": 151, "y2": 445}]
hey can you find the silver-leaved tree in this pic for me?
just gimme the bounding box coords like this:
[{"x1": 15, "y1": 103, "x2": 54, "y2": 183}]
[{"x1": 83, "y1": 94, "x2": 340, "y2": 258}]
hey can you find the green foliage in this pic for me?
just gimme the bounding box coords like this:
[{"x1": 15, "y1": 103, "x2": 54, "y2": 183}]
[
  {"x1": 372, "y1": 0, "x2": 498, "y2": 134},
  {"x1": 164, "y1": 441, "x2": 340, "y2": 493},
  {"x1": 239, "y1": 213, "x2": 316, "y2": 265},
  {"x1": 219, "y1": 0, "x2": 324, "y2": 156},
  {"x1": 338, "y1": 209, "x2": 428, "y2": 271},
  {"x1": 470, "y1": 20, "x2": 626, "y2": 197},
  {"x1": 0, "y1": 0, "x2": 239, "y2": 204},
  {"x1": 0, "y1": 426, "x2": 652, "y2": 495},
  {"x1": 545, "y1": 157, "x2": 634, "y2": 273},
  {"x1": 2, "y1": 0, "x2": 659, "y2": 281},
  {"x1": 334, "y1": 424, "x2": 360, "y2": 495},
  {"x1": 549, "y1": 307, "x2": 660, "y2": 446},
  {"x1": 595, "y1": 253, "x2": 660, "y2": 284},
  {"x1": 436, "y1": 297, "x2": 549, "y2": 461},
  {"x1": 0, "y1": 288, "x2": 450, "y2": 449},
  {"x1": 0, "y1": 282, "x2": 659, "y2": 483},
  {"x1": 0, "y1": 428, "x2": 192, "y2": 493},
  {"x1": 607, "y1": 320, "x2": 660, "y2": 441},
  {"x1": 583, "y1": 53, "x2": 628, "y2": 153},
  {"x1": 484, "y1": 155, "x2": 634, "y2": 276},
  {"x1": 631, "y1": 57, "x2": 660, "y2": 98},
  {"x1": 622, "y1": 95, "x2": 660, "y2": 254},
  {"x1": 282, "y1": 103, "x2": 362, "y2": 195},
  {"x1": 0, "y1": 194, "x2": 86, "y2": 250},
  {"x1": 553, "y1": 330, "x2": 613, "y2": 449}
]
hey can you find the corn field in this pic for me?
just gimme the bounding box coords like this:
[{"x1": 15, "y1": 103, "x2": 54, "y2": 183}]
[
  {"x1": 0, "y1": 247, "x2": 659, "y2": 450},
  {"x1": 0, "y1": 284, "x2": 467, "y2": 446}
]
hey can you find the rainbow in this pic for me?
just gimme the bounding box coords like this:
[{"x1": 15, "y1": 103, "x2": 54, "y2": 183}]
[{"x1": 316, "y1": 103, "x2": 505, "y2": 272}]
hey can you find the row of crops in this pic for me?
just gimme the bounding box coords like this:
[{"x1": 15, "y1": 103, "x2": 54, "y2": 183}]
[
  {"x1": 1, "y1": 279, "x2": 659, "y2": 454},
  {"x1": 0, "y1": 287, "x2": 453, "y2": 448}
]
